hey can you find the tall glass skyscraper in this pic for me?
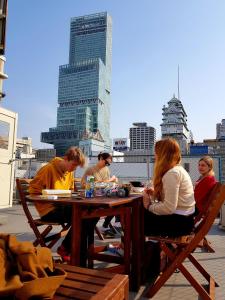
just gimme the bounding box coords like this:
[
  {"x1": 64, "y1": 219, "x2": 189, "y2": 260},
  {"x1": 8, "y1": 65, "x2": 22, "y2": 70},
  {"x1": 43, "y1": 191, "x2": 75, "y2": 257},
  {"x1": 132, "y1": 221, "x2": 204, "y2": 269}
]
[{"x1": 41, "y1": 12, "x2": 112, "y2": 155}]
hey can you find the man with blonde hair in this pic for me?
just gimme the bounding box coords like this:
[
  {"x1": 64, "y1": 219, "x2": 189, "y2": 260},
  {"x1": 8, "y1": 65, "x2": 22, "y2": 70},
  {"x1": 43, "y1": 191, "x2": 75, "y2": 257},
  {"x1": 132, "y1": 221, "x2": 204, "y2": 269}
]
[{"x1": 29, "y1": 146, "x2": 86, "y2": 262}]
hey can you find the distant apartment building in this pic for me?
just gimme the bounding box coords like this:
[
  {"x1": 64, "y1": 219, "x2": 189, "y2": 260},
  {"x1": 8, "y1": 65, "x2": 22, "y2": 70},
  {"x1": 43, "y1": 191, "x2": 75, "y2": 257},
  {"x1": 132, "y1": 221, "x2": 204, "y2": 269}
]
[
  {"x1": 129, "y1": 123, "x2": 156, "y2": 152},
  {"x1": 36, "y1": 148, "x2": 56, "y2": 161},
  {"x1": 41, "y1": 12, "x2": 112, "y2": 156},
  {"x1": 203, "y1": 138, "x2": 225, "y2": 183},
  {"x1": 217, "y1": 119, "x2": 225, "y2": 140},
  {"x1": 161, "y1": 95, "x2": 189, "y2": 154},
  {"x1": 16, "y1": 137, "x2": 34, "y2": 159}
]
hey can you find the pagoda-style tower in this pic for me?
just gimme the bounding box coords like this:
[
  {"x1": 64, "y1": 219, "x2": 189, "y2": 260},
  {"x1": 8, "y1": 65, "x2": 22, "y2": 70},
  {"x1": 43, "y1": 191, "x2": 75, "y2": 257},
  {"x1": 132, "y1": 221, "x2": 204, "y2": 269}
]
[{"x1": 161, "y1": 95, "x2": 189, "y2": 154}]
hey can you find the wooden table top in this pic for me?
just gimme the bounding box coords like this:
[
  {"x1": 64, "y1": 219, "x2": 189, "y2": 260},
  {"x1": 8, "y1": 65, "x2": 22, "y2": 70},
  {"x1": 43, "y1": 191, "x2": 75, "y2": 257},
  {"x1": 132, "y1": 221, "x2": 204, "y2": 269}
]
[{"x1": 26, "y1": 193, "x2": 142, "y2": 207}]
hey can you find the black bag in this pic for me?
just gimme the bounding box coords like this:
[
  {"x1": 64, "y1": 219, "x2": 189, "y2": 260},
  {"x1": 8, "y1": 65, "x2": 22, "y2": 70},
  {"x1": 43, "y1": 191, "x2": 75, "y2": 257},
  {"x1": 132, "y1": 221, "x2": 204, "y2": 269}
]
[{"x1": 143, "y1": 241, "x2": 160, "y2": 281}]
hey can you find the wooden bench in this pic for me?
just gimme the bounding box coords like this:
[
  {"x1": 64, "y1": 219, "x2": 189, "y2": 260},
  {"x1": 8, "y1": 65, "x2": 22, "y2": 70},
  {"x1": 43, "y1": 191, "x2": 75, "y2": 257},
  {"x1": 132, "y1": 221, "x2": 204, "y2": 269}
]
[{"x1": 54, "y1": 264, "x2": 129, "y2": 300}]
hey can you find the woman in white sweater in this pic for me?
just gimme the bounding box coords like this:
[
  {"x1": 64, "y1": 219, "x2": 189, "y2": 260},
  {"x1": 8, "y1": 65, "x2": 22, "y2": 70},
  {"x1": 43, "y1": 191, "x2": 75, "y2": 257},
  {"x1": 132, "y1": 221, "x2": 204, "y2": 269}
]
[{"x1": 143, "y1": 138, "x2": 195, "y2": 237}]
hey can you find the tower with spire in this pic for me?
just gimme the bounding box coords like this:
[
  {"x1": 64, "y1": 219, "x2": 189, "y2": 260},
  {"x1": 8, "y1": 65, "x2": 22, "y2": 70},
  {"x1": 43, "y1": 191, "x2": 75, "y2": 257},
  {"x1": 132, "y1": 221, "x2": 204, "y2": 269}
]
[{"x1": 161, "y1": 94, "x2": 189, "y2": 154}]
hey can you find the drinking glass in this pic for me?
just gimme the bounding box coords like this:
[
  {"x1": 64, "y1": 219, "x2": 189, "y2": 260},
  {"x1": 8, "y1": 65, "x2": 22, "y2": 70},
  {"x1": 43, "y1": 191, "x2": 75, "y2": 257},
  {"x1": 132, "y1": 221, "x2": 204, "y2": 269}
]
[{"x1": 144, "y1": 179, "x2": 153, "y2": 190}]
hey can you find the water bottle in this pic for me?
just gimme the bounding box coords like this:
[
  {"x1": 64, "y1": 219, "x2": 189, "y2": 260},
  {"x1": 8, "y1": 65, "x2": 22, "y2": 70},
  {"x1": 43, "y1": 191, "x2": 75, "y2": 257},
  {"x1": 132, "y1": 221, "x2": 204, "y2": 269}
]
[{"x1": 85, "y1": 175, "x2": 95, "y2": 198}]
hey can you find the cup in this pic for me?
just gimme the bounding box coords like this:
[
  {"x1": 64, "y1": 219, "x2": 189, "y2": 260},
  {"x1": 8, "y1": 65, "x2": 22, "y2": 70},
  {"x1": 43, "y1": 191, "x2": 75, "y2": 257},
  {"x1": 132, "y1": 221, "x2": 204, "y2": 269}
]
[{"x1": 144, "y1": 180, "x2": 153, "y2": 190}]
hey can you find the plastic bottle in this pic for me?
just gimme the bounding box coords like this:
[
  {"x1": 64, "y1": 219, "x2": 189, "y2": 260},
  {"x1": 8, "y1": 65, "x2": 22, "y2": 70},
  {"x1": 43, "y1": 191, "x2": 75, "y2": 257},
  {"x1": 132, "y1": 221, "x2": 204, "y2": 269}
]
[{"x1": 85, "y1": 175, "x2": 95, "y2": 198}]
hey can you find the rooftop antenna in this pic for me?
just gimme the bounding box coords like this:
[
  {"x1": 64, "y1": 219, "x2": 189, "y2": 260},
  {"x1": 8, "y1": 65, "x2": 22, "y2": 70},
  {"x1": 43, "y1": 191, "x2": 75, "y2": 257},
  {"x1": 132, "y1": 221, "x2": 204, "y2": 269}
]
[{"x1": 177, "y1": 65, "x2": 180, "y2": 99}]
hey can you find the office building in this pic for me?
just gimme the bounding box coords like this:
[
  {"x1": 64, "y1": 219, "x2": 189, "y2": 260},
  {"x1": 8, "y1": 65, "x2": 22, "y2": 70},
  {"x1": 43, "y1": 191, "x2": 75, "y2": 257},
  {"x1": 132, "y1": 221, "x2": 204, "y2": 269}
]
[
  {"x1": 217, "y1": 119, "x2": 225, "y2": 140},
  {"x1": 41, "y1": 12, "x2": 112, "y2": 155},
  {"x1": 129, "y1": 122, "x2": 156, "y2": 152},
  {"x1": 204, "y1": 138, "x2": 225, "y2": 183},
  {"x1": 161, "y1": 95, "x2": 189, "y2": 154}
]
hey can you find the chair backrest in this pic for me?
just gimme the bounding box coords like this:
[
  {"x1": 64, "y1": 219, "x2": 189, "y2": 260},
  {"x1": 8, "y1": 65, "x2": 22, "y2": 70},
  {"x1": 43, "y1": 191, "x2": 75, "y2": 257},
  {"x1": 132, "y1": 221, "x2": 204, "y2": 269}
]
[
  {"x1": 188, "y1": 183, "x2": 225, "y2": 253},
  {"x1": 16, "y1": 178, "x2": 34, "y2": 225},
  {"x1": 194, "y1": 182, "x2": 220, "y2": 224}
]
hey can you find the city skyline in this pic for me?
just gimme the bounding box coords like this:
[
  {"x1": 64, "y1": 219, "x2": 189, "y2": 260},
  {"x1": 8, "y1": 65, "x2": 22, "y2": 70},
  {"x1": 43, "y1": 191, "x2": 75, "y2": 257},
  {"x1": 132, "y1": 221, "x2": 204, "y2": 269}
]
[{"x1": 3, "y1": 0, "x2": 225, "y2": 148}]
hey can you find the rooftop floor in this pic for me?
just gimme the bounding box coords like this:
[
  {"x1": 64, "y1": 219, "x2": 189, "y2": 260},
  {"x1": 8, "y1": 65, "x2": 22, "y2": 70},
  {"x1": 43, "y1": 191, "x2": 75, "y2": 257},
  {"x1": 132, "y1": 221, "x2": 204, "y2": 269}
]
[{"x1": 1, "y1": 204, "x2": 225, "y2": 300}]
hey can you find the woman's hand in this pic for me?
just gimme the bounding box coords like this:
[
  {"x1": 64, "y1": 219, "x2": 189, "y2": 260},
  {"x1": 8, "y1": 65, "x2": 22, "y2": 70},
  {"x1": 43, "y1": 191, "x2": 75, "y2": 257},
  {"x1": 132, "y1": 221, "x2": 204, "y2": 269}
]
[
  {"x1": 144, "y1": 187, "x2": 154, "y2": 196},
  {"x1": 143, "y1": 190, "x2": 151, "y2": 209},
  {"x1": 110, "y1": 175, "x2": 118, "y2": 182}
]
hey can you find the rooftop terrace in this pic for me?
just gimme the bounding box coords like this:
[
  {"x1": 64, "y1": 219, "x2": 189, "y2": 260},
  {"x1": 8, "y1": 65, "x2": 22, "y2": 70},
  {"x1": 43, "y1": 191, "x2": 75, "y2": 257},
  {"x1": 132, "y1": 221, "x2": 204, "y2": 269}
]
[{"x1": 1, "y1": 204, "x2": 225, "y2": 299}]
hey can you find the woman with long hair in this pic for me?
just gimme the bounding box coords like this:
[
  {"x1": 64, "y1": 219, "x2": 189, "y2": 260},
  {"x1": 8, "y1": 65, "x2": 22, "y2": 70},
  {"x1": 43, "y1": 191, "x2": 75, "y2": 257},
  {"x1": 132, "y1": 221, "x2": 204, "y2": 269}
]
[
  {"x1": 194, "y1": 156, "x2": 217, "y2": 214},
  {"x1": 143, "y1": 138, "x2": 195, "y2": 237}
]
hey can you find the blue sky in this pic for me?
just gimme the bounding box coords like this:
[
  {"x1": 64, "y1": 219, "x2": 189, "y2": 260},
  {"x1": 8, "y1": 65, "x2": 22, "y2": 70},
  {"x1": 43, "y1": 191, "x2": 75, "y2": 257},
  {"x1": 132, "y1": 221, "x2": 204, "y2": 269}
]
[{"x1": 2, "y1": 0, "x2": 225, "y2": 148}]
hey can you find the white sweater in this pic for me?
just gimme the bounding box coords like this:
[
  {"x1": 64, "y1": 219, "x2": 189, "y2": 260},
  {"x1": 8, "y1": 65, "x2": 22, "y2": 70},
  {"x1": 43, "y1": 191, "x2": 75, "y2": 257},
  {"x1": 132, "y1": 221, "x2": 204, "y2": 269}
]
[{"x1": 149, "y1": 165, "x2": 195, "y2": 215}]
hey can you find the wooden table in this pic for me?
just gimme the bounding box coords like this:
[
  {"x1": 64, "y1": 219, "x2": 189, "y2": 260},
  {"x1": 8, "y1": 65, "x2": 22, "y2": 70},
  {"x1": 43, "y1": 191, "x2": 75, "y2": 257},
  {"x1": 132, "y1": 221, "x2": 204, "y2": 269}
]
[{"x1": 26, "y1": 194, "x2": 143, "y2": 291}]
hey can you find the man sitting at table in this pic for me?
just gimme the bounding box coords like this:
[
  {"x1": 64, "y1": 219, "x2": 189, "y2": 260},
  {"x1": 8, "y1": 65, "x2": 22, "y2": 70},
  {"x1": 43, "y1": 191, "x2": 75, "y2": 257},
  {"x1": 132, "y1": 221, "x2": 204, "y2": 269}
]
[{"x1": 29, "y1": 146, "x2": 86, "y2": 262}]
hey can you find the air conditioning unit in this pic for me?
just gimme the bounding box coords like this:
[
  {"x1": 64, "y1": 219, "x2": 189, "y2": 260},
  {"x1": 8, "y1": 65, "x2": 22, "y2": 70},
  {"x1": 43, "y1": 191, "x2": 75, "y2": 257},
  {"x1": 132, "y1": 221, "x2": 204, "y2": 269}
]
[{"x1": 219, "y1": 202, "x2": 225, "y2": 230}]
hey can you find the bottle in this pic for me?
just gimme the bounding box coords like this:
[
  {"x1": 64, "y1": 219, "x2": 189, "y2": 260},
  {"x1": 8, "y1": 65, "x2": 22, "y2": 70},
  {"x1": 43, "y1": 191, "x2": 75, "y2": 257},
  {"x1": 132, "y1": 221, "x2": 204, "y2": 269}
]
[{"x1": 85, "y1": 175, "x2": 95, "y2": 198}]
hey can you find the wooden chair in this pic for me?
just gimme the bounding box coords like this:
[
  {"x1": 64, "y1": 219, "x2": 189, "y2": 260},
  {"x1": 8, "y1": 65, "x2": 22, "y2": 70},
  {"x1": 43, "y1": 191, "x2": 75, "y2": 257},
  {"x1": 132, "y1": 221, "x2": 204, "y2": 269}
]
[
  {"x1": 16, "y1": 178, "x2": 70, "y2": 248},
  {"x1": 194, "y1": 182, "x2": 219, "y2": 253},
  {"x1": 143, "y1": 183, "x2": 225, "y2": 300}
]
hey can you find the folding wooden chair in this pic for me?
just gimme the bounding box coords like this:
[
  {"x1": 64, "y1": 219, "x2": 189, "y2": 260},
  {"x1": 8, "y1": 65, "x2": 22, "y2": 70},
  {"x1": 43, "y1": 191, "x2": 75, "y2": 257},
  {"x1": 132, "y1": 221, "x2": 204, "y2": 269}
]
[
  {"x1": 194, "y1": 182, "x2": 219, "y2": 253},
  {"x1": 143, "y1": 183, "x2": 225, "y2": 300},
  {"x1": 16, "y1": 178, "x2": 70, "y2": 248}
]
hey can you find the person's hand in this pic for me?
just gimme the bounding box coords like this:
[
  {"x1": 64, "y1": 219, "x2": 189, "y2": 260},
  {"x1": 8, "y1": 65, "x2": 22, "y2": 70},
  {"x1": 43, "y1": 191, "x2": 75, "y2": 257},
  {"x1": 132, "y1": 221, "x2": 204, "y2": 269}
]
[
  {"x1": 144, "y1": 186, "x2": 154, "y2": 196},
  {"x1": 142, "y1": 190, "x2": 151, "y2": 209},
  {"x1": 111, "y1": 175, "x2": 118, "y2": 182}
]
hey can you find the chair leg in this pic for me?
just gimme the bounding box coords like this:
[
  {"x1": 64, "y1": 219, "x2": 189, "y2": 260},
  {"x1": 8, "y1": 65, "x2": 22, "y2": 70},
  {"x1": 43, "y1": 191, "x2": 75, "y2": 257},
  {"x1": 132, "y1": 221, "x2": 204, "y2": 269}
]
[
  {"x1": 32, "y1": 224, "x2": 70, "y2": 248},
  {"x1": 109, "y1": 223, "x2": 118, "y2": 234},
  {"x1": 95, "y1": 226, "x2": 104, "y2": 240},
  {"x1": 145, "y1": 244, "x2": 216, "y2": 300},
  {"x1": 166, "y1": 245, "x2": 218, "y2": 297},
  {"x1": 203, "y1": 237, "x2": 215, "y2": 253},
  {"x1": 31, "y1": 225, "x2": 52, "y2": 247},
  {"x1": 179, "y1": 263, "x2": 215, "y2": 300},
  {"x1": 44, "y1": 225, "x2": 70, "y2": 248},
  {"x1": 188, "y1": 253, "x2": 219, "y2": 287}
]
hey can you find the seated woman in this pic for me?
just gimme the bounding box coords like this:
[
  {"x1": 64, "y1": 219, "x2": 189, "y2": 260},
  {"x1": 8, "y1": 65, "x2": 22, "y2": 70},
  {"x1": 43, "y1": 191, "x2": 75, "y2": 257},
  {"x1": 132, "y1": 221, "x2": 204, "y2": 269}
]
[
  {"x1": 143, "y1": 138, "x2": 195, "y2": 237},
  {"x1": 81, "y1": 152, "x2": 119, "y2": 237},
  {"x1": 194, "y1": 156, "x2": 217, "y2": 214}
]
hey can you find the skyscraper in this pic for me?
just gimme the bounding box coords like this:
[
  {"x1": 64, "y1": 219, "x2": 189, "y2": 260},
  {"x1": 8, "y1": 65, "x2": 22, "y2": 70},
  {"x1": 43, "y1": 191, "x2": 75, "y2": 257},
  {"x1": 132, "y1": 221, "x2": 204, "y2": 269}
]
[{"x1": 41, "y1": 12, "x2": 112, "y2": 155}]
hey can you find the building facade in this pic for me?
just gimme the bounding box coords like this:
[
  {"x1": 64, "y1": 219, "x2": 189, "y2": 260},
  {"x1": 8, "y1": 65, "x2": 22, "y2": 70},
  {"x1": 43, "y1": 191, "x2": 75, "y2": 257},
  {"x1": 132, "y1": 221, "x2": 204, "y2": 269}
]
[
  {"x1": 216, "y1": 119, "x2": 225, "y2": 140},
  {"x1": 204, "y1": 138, "x2": 225, "y2": 183},
  {"x1": 161, "y1": 95, "x2": 189, "y2": 154},
  {"x1": 129, "y1": 123, "x2": 156, "y2": 152},
  {"x1": 36, "y1": 148, "x2": 56, "y2": 162},
  {"x1": 16, "y1": 137, "x2": 33, "y2": 158},
  {"x1": 41, "y1": 12, "x2": 112, "y2": 155}
]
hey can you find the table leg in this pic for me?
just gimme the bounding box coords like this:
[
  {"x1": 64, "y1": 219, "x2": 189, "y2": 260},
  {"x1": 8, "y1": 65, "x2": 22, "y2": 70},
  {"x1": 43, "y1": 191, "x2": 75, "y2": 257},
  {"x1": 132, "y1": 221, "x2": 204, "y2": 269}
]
[
  {"x1": 123, "y1": 207, "x2": 131, "y2": 275},
  {"x1": 71, "y1": 203, "x2": 82, "y2": 265},
  {"x1": 131, "y1": 198, "x2": 144, "y2": 291}
]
